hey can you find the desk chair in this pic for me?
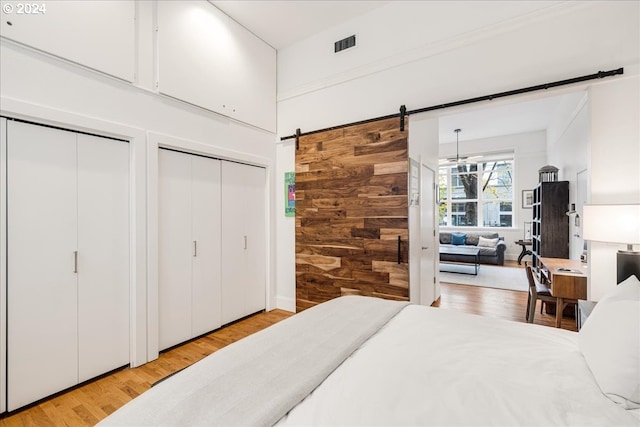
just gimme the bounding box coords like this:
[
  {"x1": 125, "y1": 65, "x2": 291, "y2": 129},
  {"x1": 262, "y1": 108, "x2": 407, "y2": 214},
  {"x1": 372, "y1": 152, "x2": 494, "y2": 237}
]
[{"x1": 525, "y1": 262, "x2": 556, "y2": 323}]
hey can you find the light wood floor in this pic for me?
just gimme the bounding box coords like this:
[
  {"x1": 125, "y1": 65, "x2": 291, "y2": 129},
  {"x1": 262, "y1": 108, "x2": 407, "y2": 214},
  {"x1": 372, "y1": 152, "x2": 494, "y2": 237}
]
[
  {"x1": 1, "y1": 263, "x2": 577, "y2": 426},
  {"x1": 434, "y1": 260, "x2": 579, "y2": 331},
  {"x1": 0, "y1": 310, "x2": 293, "y2": 427}
]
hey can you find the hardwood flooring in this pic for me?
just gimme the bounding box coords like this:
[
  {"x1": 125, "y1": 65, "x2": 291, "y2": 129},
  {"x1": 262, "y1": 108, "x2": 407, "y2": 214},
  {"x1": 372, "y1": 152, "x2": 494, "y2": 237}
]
[
  {"x1": 1, "y1": 263, "x2": 577, "y2": 426},
  {"x1": 433, "y1": 260, "x2": 579, "y2": 332},
  {"x1": 0, "y1": 310, "x2": 293, "y2": 427}
]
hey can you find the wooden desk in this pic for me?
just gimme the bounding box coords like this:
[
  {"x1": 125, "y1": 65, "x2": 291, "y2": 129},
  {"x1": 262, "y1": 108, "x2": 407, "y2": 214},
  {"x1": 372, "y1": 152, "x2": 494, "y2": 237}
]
[{"x1": 539, "y1": 258, "x2": 588, "y2": 328}]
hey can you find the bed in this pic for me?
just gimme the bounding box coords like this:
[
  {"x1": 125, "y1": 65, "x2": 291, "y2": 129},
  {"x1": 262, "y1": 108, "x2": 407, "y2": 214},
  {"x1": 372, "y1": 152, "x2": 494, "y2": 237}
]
[{"x1": 98, "y1": 276, "x2": 640, "y2": 426}]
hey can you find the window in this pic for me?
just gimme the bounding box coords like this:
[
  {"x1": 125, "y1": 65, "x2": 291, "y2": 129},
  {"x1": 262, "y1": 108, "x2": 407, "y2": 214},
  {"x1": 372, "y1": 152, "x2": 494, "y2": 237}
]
[{"x1": 439, "y1": 155, "x2": 513, "y2": 228}]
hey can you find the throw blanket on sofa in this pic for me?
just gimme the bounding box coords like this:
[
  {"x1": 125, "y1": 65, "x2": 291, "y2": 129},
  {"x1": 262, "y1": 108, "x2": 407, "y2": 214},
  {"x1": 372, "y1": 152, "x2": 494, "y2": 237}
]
[{"x1": 98, "y1": 296, "x2": 408, "y2": 427}]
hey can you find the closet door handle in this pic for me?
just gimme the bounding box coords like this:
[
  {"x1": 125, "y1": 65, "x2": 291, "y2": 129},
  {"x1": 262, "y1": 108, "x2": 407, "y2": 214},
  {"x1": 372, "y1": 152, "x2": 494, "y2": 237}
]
[
  {"x1": 193, "y1": 240, "x2": 197, "y2": 257},
  {"x1": 73, "y1": 251, "x2": 78, "y2": 273},
  {"x1": 244, "y1": 235, "x2": 247, "y2": 250}
]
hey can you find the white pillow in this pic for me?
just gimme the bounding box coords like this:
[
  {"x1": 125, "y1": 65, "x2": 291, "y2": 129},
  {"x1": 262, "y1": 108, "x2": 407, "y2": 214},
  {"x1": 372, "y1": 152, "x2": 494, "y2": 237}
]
[
  {"x1": 477, "y1": 236, "x2": 499, "y2": 248},
  {"x1": 579, "y1": 275, "x2": 640, "y2": 409}
]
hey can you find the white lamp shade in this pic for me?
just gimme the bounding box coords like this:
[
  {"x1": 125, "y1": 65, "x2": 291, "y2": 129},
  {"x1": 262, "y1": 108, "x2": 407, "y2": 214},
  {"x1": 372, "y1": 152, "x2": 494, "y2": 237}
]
[{"x1": 582, "y1": 204, "x2": 640, "y2": 244}]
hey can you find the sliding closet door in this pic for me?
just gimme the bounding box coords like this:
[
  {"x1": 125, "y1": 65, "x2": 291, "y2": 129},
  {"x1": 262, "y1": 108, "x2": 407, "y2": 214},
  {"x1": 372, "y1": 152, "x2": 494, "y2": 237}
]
[
  {"x1": 158, "y1": 150, "x2": 193, "y2": 350},
  {"x1": 158, "y1": 149, "x2": 222, "y2": 349},
  {"x1": 77, "y1": 134, "x2": 129, "y2": 382},
  {"x1": 7, "y1": 121, "x2": 79, "y2": 411},
  {"x1": 191, "y1": 156, "x2": 222, "y2": 336},
  {"x1": 221, "y1": 162, "x2": 266, "y2": 324}
]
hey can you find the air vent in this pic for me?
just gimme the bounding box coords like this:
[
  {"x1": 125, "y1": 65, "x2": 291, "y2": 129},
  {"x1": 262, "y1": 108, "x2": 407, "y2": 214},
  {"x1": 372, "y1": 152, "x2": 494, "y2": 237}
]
[{"x1": 334, "y1": 35, "x2": 356, "y2": 53}]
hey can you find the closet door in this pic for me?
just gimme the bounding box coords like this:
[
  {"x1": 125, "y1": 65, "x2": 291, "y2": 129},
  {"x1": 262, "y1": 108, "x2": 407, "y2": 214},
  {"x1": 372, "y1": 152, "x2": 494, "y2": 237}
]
[
  {"x1": 221, "y1": 162, "x2": 266, "y2": 324},
  {"x1": 1, "y1": 118, "x2": 7, "y2": 414},
  {"x1": 242, "y1": 164, "x2": 267, "y2": 316},
  {"x1": 191, "y1": 156, "x2": 222, "y2": 336},
  {"x1": 77, "y1": 134, "x2": 129, "y2": 381},
  {"x1": 7, "y1": 121, "x2": 79, "y2": 411},
  {"x1": 158, "y1": 150, "x2": 193, "y2": 350}
]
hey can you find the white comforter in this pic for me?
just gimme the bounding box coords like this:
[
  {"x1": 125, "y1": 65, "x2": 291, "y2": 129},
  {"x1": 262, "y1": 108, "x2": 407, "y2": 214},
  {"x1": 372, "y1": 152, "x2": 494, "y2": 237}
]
[{"x1": 277, "y1": 305, "x2": 638, "y2": 426}]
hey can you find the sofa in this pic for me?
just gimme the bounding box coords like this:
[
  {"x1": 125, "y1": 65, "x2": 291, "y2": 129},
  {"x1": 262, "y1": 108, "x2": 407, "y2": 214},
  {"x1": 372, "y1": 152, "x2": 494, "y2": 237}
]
[{"x1": 439, "y1": 231, "x2": 507, "y2": 265}]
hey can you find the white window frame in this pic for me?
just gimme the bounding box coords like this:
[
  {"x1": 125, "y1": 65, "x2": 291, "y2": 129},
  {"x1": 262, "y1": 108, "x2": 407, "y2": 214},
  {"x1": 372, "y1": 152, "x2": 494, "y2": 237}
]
[{"x1": 439, "y1": 153, "x2": 514, "y2": 229}]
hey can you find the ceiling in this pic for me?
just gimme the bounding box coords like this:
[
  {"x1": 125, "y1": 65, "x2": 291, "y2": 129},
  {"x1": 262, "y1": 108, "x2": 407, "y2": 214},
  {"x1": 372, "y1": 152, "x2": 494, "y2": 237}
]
[
  {"x1": 210, "y1": 1, "x2": 388, "y2": 49},
  {"x1": 437, "y1": 92, "x2": 586, "y2": 144},
  {"x1": 209, "y1": 1, "x2": 585, "y2": 145}
]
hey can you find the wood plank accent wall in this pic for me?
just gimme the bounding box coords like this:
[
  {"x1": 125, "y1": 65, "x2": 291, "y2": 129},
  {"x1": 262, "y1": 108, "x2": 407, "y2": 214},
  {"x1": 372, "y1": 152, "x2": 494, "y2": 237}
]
[{"x1": 295, "y1": 117, "x2": 409, "y2": 311}]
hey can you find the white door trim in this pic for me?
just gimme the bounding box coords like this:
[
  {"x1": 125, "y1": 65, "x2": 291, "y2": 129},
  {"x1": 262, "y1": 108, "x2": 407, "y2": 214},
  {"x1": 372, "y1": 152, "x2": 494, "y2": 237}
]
[{"x1": 0, "y1": 96, "x2": 147, "y2": 368}]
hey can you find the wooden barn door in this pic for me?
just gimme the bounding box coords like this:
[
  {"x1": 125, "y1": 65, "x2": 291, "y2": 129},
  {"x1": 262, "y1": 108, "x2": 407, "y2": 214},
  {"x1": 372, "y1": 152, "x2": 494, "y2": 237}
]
[{"x1": 295, "y1": 117, "x2": 409, "y2": 311}]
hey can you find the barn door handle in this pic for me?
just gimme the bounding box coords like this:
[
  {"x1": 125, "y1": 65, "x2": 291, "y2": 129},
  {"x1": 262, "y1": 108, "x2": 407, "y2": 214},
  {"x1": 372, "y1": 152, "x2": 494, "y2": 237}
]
[
  {"x1": 397, "y1": 236, "x2": 401, "y2": 264},
  {"x1": 244, "y1": 235, "x2": 248, "y2": 250},
  {"x1": 73, "y1": 251, "x2": 78, "y2": 273},
  {"x1": 193, "y1": 240, "x2": 197, "y2": 257}
]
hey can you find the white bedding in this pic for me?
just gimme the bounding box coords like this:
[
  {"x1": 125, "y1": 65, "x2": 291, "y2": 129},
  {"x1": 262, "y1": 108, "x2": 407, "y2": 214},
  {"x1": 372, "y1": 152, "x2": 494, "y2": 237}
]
[
  {"x1": 99, "y1": 295, "x2": 638, "y2": 426},
  {"x1": 277, "y1": 305, "x2": 638, "y2": 426},
  {"x1": 98, "y1": 296, "x2": 408, "y2": 426}
]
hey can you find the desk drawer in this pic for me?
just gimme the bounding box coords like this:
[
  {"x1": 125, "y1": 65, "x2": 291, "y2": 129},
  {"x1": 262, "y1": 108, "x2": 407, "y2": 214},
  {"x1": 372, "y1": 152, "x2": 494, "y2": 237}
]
[{"x1": 550, "y1": 274, "x2": 587, "y2": 300}]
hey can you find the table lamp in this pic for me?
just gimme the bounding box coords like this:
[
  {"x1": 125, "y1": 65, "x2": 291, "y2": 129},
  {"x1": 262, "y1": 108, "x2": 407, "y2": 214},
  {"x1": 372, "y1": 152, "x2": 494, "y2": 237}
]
[{"x1": 582, "y1": 204, "x2": 640, "y2": 284}]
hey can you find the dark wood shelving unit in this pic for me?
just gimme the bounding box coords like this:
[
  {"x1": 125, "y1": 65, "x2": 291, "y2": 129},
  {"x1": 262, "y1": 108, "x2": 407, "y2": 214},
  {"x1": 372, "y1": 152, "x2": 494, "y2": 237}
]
[{"x1": 532, "y1": 181, "x2": 570, "y2": 269}]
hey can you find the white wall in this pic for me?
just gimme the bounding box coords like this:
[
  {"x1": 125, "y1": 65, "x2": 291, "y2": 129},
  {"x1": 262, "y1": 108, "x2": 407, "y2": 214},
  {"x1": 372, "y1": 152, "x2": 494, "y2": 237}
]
[
  {"x1": 275, "y1": 1, "x2": 639, "y2": 308},
  {"x1": 438, "y1": 130, "x2": 547, "y2": 262},
  {"x1": 408, "y1": 114, "x2": 441, "y2": 304},
  {"x1": 546, "y1": 92, "x2": 590, "y2": 260},
  {"x1": 588, "y1": 75, "x2": 640, "y2": 301},
  {"x1": 277, "y1": 1, "x2": 613, "y2": 103},
  {"x1": 0, "y1": 1, "x2": 277, "y2": 365},
  {"x1": 277, "y1": 1, "x2": 639, "y2": 133},
  {"x1": 274, "y1": 139, "x2": 297, "y2": 312}
]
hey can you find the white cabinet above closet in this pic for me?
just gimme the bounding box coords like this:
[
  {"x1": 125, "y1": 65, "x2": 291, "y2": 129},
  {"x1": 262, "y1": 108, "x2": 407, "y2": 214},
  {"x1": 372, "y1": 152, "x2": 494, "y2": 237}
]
[
  {"x1": 0, "y1": 1, "x2": 135, "y2": 82},
  {"x1": 157, "y1": 0, "x2": 276, "y2": 132},
  {"x1": 5, "y1": 120, "x2": 129, "y2": 411}
]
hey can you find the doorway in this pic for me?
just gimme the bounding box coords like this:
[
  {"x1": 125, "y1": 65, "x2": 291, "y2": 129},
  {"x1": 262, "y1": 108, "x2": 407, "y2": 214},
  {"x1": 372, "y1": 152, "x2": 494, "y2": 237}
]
[{"x1": 420, "y1": 164, "x2": 437, "y2": 304}]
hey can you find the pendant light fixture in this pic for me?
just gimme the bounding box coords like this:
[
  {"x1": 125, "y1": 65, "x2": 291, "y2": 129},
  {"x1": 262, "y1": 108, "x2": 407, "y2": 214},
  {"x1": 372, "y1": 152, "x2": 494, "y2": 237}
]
[{"x1": 439, "y1": 128, "x2": 481, "y2": 165}]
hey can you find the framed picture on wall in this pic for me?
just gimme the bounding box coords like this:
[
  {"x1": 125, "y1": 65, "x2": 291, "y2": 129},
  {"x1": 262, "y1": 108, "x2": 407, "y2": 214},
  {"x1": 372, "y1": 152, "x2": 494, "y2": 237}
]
[{"x1": 522, "y1": 190, "x2": 534, "y2": 208}]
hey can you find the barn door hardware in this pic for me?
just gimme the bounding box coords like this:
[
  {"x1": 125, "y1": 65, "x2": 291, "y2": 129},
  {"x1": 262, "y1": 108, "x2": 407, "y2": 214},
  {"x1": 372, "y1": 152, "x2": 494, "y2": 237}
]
[
  {"x1": 279, "y1": 67, "x2": 623, "y2": 143},
  {"x1": 397, "y1": 236, "x2": 402, "y2": 264}
]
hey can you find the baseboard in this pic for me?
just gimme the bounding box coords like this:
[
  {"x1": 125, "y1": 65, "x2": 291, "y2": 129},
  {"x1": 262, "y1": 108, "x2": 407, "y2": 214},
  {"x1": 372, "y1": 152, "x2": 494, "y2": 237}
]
[{"x1": 276, "y1": 296, "x2": 296, "y2": 313}]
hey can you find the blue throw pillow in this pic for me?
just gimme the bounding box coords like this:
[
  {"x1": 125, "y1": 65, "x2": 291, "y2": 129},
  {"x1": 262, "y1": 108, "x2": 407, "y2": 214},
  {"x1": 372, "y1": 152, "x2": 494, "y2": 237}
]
[{"x1": 451, "y1": 233, "x2": 466, "y2": 245}]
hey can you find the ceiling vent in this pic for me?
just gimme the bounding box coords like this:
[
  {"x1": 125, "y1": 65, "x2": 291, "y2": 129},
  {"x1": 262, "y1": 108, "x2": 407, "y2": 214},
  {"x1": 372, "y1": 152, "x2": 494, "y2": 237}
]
[{"x1": 334, "y1": 35, "x2": 356, "y2": 53}]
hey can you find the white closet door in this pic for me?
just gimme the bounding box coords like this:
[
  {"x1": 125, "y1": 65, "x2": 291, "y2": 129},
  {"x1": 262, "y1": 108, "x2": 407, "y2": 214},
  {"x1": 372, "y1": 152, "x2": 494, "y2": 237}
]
[
  {"x1": 7, "y1": 121, "x2": 79, "y2": 411},
  {"x1": 191, "y1": 156, "x2": 222, "y2": 336},
  {"x1": 158, "y1": 150, "x2": 193, "y2": 350},
  {"x1": 0, "y1": 118, "x2": 7, "y2": 414},
  {"x1": 77, "y1": 134, "x2": 130, "y2": 382},
  {"x1": 242, "y1": 165, "x2": 267, "y2": 316},
  {"x1": 221, "y1": 162, "x2": 266, "y2": 324}
]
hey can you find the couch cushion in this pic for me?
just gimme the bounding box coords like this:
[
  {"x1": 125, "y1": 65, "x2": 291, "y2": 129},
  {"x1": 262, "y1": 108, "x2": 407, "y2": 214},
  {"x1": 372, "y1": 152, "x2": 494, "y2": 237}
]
[
  {"x1": 439, "y1": 232, "x2": 451, "y2": 244},
  {"x1": 466, "y1": 232, "x2": 499, "y2": 246},
  {"x1": 477, "y1": 247, "x2": 498, "y2": 256},
  {"x1": 478, "y1": 236, "x2": 499, "y2": 248},
  {"x1": 465, "y1": 234, "x2": 480, "y2": 246},
  {"x1": 451, "y1": 233, "x2": 466, "y2": 245}
]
